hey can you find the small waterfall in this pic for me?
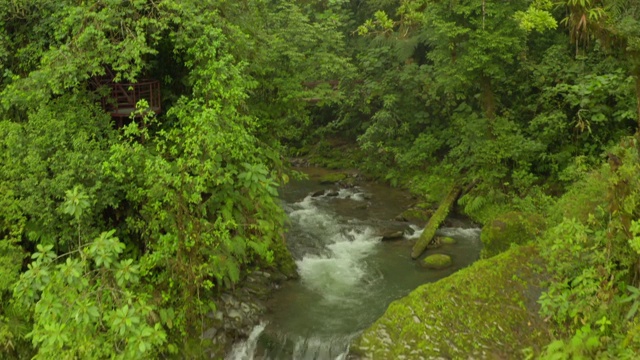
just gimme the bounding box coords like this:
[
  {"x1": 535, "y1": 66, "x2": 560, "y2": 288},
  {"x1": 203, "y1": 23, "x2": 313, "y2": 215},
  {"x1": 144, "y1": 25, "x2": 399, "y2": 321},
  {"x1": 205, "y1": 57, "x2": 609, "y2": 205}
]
[
  {"x1": 259, "y1": 333, "x2": 351, "y2": 360},
  {"x1": 227, "y1": 322, "x2": 267, "y2": 360},
  {"x1": 407, "y1": 224, "x2": 482, "y2": 244}
]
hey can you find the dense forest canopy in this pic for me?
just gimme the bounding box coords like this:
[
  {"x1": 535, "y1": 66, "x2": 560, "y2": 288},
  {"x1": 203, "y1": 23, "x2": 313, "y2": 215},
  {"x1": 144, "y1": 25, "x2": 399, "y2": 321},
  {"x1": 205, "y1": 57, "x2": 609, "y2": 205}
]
[{"x1": 1, "y1": 0, "x2": 640, "y2": 358}]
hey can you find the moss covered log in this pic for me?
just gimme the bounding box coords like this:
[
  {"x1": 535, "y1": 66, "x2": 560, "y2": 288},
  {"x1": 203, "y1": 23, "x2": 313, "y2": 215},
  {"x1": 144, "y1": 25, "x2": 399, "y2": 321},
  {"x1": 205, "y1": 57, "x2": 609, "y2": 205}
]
[
  {"x1": 411, "y1": 186, "x2": 461, "y2": 259},
  {"x1": 349, "y1": 245, "x2": 555, "y2": 359}
]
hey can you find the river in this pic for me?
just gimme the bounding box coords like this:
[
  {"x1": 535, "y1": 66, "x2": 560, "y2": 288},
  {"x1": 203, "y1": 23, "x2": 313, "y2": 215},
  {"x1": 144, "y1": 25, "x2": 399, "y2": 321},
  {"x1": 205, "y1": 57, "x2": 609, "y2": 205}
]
[{"x1": 229, "y1": 169, "x2": 482, "y2": 359}]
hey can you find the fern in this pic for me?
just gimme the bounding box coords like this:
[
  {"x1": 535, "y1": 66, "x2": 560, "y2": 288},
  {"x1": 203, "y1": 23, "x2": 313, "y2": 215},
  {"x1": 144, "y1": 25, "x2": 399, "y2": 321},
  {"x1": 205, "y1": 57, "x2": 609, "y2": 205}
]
[
  {"x1": 394, "y1": 37, "x2": 420, "y2": 62},
  {"x1": 465, "y1": 195, "x2": 488, "y2": 215}
]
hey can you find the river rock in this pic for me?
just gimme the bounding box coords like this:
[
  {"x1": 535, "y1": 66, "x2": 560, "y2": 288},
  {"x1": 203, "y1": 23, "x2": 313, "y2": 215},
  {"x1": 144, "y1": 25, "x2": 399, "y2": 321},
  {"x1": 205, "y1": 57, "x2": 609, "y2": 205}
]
[
  {"x1": 201, "y1": 327, "x2": 217, "y2": 340},
  {"x1": 426, "y1": 236, "x2": 442, "y2": 249},
  {"x1": 360, "y1": 193, "x2": 372, "y2": 200},
  {"x1": 289, "y1": 157, "x2": 310, "y2": 167},
  {"x1": 202, "y1": 268, "x2": 284, "y2": 358},
  {"x1": 228, "y1": 309, "x2": 242, "y2": 320},
  {"x1": 319, "y1": 172, "x2": 348, "y2": 184},
  {"x1": 440, "y1": 236, "x2": 456, "y2": 245},
  {"x1": 381, "y1": 230, "x2": 405, "y2": 241},
  {"x1": 311, "y1": 189, "x2": 325, "y2": 197},
  {"x1": 421, "y1": 254, "x2": 452, "y2": 269},
  {"x1": 395, "y1": 205, "x2": 433, "y2": 225},
  {"x1": 326, "y1": 190, "x2": 339, "y2": 197},
  {"x1": 339, "y1": 175, "x2": 358, "y2": 188}
]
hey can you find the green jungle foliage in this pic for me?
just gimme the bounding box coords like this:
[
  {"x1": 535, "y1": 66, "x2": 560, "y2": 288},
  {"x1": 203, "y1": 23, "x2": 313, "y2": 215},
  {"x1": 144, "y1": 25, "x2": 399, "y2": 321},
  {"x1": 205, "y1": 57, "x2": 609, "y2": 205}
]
[
  {"x1": 1, "y1": 0, "x2": 640, "y2": 358},
  {"x1": 535, "y1": 136, "x2": 640, "y2": 357}
]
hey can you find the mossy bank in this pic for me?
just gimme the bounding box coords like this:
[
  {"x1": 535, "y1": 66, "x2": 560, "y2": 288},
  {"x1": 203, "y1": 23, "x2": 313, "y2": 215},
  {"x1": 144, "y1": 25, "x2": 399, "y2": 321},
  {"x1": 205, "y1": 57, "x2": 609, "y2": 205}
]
[{"x1": 349, "y1": 245, "x2": 555, "y2": 359}]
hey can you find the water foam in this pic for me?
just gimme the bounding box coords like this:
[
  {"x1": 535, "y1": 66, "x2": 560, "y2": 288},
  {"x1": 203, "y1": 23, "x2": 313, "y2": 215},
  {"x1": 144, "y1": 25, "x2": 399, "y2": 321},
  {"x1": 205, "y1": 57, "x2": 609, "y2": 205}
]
[
  {"x1": 287, "y1": 195, "x2": 381, "y2": 302},
  {"x1": 406, "y1": 224, "x2": 424, "y2": 239},
  {"x1": 297, "y1": 227, "x2": 380, "y2": 302},
  {"x1": 437, "y1": 227, "x2": 482, "y2": 242},
  {"x1": 227, "y1": 322, "x2": 267, "y2": 360},
  {"x1": 406, "y1": 225, "x2": 481, "y2": 242},
  {"x1": 336, "y1": 187, "x2": 366, "y2": 201},
  {"x1": 288, "y1": 196, "x2": 334, "y2": 231}
]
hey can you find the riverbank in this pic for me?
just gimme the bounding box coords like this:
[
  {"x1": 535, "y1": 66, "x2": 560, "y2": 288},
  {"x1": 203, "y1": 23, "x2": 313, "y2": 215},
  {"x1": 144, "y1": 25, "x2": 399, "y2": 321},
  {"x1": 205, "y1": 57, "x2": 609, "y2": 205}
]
[
  {"x1": 348, "y1": 245, "x2": 554, "y2": 359},
  {"x1": 196, "y1": 270, "x2": 290, "y2": 358}
]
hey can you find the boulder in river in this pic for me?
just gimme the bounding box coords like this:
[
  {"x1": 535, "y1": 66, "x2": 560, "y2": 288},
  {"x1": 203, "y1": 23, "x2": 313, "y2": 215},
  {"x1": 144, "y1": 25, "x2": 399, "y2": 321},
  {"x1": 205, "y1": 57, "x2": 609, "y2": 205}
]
[
  {"x1": 380, "y1": 230, "x2": 405, "y2": 241},
  {"x1": 421, "y1": 254, "x2": 452, "y2": 269},
  {"x1": 319, "y1": 172, "x2": 348, "y2": 184},
  {"x1": 202, "y1": 269, "x2": 286, "y2": 357},
  {"x1": 310, "y1": 189, "x2": 325, "y2": 197},
  {"x1": 440, "y1": 236, "x2": 456, "y2": 245},
  {"x1": 340, "y1": 175, "x2": 358, "y2": 188},
  {"x1": 394, "y1": 204, "x2": 434, "y2": 225},
  {"x1": 289, "y1": 158, "x2": 310, "y2": 167},
  {"x1": 326, "y1": 190, "x2": 340, "y2": 197}
]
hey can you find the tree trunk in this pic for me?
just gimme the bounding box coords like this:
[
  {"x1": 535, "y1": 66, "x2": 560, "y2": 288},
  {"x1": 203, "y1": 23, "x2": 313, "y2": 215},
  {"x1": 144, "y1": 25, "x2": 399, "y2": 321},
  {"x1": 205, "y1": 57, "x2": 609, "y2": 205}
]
[
  {"x1": 480, "y1": 76, "x2": 496, "y2": 121},
  {"x1": 635, "y1": 71, "x2": 640, "y2": 133},
  {"x1": 411, "y1": 186, "x2": 462, "y2": 259}
]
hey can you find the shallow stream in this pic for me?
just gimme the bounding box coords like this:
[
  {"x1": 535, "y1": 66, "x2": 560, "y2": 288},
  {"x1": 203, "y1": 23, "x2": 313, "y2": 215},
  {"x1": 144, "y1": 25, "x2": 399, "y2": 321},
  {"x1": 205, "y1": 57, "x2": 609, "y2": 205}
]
[{"x1": 229, "y1": 169, "x2": 482, "y2": 359}]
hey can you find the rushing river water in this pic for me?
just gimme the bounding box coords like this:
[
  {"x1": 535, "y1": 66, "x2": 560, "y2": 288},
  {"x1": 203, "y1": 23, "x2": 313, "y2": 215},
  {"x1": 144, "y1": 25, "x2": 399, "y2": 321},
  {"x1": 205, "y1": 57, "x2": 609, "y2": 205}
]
[{"x1": 229, "y1": 169, "x2": 482, "y2": 359}]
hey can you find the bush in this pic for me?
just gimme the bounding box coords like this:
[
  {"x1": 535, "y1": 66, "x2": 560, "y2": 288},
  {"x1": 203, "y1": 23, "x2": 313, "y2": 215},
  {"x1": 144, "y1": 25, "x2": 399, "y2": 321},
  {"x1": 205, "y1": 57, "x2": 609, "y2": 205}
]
[{"x1": 480, "y1": 211, "x2": 545, "y2": 258}]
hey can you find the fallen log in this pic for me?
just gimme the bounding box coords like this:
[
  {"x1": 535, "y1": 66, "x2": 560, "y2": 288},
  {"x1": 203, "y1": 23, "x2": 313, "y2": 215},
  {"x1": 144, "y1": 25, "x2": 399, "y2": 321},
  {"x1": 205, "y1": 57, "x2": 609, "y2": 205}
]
[{"x1": 410, "y1": 185, "x2": 462, "y2": 259}]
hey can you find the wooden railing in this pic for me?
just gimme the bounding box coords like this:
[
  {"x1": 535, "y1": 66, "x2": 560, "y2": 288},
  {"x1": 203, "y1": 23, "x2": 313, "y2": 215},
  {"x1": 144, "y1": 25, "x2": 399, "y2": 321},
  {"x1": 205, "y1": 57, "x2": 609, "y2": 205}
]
[{"x1": 100, "y1": 79, "x2": 161, "y2": 118}]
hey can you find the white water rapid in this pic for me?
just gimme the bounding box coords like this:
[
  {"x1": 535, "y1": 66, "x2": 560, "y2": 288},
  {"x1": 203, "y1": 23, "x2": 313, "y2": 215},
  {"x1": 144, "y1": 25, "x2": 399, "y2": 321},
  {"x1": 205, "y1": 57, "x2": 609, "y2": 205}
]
[{"x1": 290, "y1": 192, "x2": 382, "y2": 304}]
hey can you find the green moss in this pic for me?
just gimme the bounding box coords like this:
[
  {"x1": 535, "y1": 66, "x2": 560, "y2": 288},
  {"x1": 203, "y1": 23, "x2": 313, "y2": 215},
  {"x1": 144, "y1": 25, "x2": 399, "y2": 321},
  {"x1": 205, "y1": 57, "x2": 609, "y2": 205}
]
[
  {"x1": 421, "y1": 254, "x2": 452, "y2": 269},
  {"x1": 397, "y1": 206, "x2": 433, "y2": 224},
  {"x1": 553, "y1": 170, "x2": 609, "y2": 224},
  {"x1": 350, "y1": 245, "x2": 554, "y2": 359},
  {"x1": 319, "y1": 172, "x2": 348, "y2": 184},
  {"x1": 480, "y1": 212, "x2": 545, "y2": 259},
  {"x1": 440, "y1": 236, "x2": 456, "y2": 245},
  {"x1": 341, "y1": 176, "x2": 357, "y2": 187}
]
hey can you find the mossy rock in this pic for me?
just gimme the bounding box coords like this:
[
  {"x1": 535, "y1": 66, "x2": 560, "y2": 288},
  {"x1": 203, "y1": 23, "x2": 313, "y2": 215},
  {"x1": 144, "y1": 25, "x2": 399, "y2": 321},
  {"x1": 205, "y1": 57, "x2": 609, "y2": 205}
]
[
  {"x1": 319, "y1": 172, "x2": 348, "y2": 184},
  {"x1": 421, "y1": 254, "x2": 452, "y2": 269},
  {"x1": 480, "y1": 211, "x2": 545, "y2": 259},
  {"x1": 395, "y1": 207, "x2": 433, "y2": 225},
  {"x1": 440, "y1": 236, "x2": 456, "y2": 245},
  {"x1": 340, "y1": 175, "x2": 358, "y2": 188},
  {"x1": 349, "y1": 245, "x2": 555, "y2": 359},
  {"x1": 269, "y1": 238, "x2": 298, "y2": 279}
]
